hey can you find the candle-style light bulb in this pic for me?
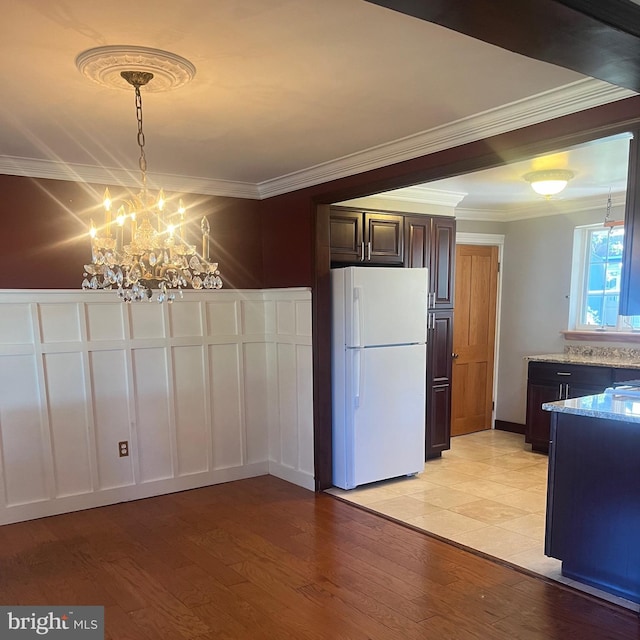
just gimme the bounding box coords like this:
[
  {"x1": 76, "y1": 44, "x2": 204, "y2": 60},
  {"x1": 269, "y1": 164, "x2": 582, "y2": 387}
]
[
  {"x1": 157, "y1": 189, "x2": 166, "y2": 211},
  {"x1": 116, "y1": 205, "x2": 126, "y2": 226},
  {"x1": 115, "y1": 205, "x2": 126, "y2": 252},
  {"x1": 89, "y1": 219, "x2": 97, "y2": 239},
  {"x1": 178, "y1": 199, "x2": 185, "y2": 241},
  {"x1": 201, "y1": 216, "x2": 210, "y2": 261},
  {"x1": 103, "y1": 188, "x2": 112, "y2": 236}
]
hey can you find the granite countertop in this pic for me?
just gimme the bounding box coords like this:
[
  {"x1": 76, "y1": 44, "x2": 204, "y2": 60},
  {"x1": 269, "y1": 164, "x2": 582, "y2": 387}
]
[
  {"x1": 543, "y1": 392, "x2": 640, "y2": 424},
  {"x1": 526, "y1": 346, "x2": 640, "y2": 369}
]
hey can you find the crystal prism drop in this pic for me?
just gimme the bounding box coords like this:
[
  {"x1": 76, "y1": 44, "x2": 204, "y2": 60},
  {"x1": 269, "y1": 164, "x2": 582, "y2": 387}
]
[
  {"x1": 82, "y1": 278, "x2": 90, "y2": 290},
  {"x1": 192, "y1": 276, "x2": 203, "y2": 290},
  {"x1": 189, "y1": 255, "x2": 203, "y2": 273},
  {"x1": 149, "y1": 252, "x2": 157, "y2": 266}
]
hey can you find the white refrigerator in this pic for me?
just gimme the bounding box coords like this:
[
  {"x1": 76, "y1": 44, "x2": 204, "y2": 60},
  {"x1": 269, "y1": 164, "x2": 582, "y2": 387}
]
[{"x1": 332, "y1": 266, "x2": 428, "y2": 490}]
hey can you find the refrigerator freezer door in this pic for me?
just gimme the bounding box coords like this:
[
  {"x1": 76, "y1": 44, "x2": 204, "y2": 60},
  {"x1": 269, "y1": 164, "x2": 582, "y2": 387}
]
[
  {"x1": 342, "y1": 267, "x2": 428, "y2": 348},
  {"x1": 344, "y1": 343, "x2": 426, "y2": 488}
]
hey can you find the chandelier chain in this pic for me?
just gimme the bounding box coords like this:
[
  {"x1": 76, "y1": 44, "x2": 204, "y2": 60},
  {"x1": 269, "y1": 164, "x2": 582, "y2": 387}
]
[{"x1": 134, "y1": 85, "x2": 148, "y2": 185}]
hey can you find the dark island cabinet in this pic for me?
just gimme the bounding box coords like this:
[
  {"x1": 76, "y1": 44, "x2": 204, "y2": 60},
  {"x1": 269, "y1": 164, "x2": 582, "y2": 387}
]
[
  {"x1": 329, "y1": 207, "x2": 404, "y2": 266},
  {"x1": 525, "y1": 361, "x2": 616, "y2": 453},
  {"x1": 546, "y1": 410, "x2": 640, "y2": 604}
]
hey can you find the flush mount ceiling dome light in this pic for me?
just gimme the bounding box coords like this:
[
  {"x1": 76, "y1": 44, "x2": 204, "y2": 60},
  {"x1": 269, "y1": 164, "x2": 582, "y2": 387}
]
[
  {"x1": 524, "y1": 169, "x2": 575, "y2": 198},
  {"x1": 76, "y1": 46, "x2": 222, "y2": 303}
]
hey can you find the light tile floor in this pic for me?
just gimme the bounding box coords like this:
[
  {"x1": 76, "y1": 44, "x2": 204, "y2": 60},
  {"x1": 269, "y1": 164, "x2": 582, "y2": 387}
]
[{"x1": 327, "y1": 429, "x2": 640, "y2": 612}]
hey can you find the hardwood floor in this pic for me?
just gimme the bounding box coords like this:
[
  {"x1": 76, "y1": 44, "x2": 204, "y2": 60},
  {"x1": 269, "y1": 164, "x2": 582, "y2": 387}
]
[{"x1": 0, "y1": 476, "x2": 638, "y2": 639}]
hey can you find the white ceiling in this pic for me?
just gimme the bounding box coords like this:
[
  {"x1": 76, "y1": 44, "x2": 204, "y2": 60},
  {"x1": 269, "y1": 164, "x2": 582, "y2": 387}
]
[
  {"x1": 0, "y1": 0, "x2": 635, "y2": 203},
  {"x1": 384, "y1": 132, "x2": 633, "y2": 219}
]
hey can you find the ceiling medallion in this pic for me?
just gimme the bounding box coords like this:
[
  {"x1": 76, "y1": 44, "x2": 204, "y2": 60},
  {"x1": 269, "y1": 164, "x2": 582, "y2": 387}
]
[{"x1": 75, "y1": 45, "x2": 196, "y2": 92}]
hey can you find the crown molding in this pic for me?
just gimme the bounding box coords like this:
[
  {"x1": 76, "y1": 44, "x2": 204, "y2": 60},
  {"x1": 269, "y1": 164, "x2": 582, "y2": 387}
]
[
  {"x1": 0, "y1": 156, "x2": 260, "y2": 199},
  {"x1": 455, "y1": 191, "x2": 627, "y2": 222},
  {"x1": 0, "y1": 78, "x2": 634, "y2": 200},
  {"x1": 456, "y1": 232, "x2": 505, "y2": 246},
  {"x1": 375, "y1": 185, "x2": 467, "y2": 207},
  {"x1": 258, "y1": 78, "x2": 635, "y2": 198}
]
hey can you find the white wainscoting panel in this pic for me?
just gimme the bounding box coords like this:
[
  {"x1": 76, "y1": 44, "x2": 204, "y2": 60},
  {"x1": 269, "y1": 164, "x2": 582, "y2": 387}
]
[
  {"x1": 43, "y1": 351, "x2": 93, "y2": 498},
  {"x1": 265, "y1": 290, "x2": 315, "y2": 490},
  {"x1": 0, "y1": 288, "x2": 314, "y2": 524},
  {"x1": 209, "y1": 343, "x2": 244, "y2": 470},
  {"x1": 90, "y1": 349, "x2": 134, "y2": 490},
  {"x1": 0, "y1": 354, "x2": 48, "y2": 507},
  {"x1": 133, "y1": 346, "x2": 173, "y2": 484},
  {"x1": 172, "y1": 345, "x2": 209, "y2": 477}
]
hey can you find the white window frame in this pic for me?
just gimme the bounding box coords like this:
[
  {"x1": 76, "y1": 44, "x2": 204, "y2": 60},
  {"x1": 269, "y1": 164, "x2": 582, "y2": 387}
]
[{"x1": 569, "y1": 223, "x2": 636, "y2": 331}]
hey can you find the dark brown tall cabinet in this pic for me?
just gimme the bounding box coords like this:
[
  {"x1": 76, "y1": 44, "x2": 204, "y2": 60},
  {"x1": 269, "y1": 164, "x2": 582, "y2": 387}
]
[{"x1": 404, "y1": 215, "x2": 456, "y2": 459}]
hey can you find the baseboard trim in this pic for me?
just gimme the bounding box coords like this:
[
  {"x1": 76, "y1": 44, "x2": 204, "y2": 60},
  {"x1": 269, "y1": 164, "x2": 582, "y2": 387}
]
[
  {"x1": 268, "y1": 461, "x2": 315, "y2": 491},
  {"x1": 495, "y1": 420, "x2": 525, "y2": 435}
]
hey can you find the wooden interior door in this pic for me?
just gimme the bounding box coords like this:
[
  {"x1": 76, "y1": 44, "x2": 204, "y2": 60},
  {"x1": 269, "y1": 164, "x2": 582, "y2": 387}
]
[{"x1": 451, "y1": 244, "x2": 499, "y2": 436}]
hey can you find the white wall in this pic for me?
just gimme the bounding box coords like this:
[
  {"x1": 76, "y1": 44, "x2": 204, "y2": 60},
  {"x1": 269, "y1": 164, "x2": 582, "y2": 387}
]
[
  {"x1": 497, "y1": 204, "x2": 625, "y2": 424},
  {"x1": 0, "y1": 288, "x2": 314, "y2": 525}
]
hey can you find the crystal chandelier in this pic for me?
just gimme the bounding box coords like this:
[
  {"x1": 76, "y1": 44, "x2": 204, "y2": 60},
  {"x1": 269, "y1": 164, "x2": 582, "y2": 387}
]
[{"x1": 82, "y1": 69, "x2": 222, "y2": 303}]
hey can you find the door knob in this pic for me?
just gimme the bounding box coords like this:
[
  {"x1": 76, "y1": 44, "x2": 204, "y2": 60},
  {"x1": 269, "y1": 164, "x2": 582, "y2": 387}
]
[{"x1": 452, "y1": 353, "x2": 459, "y2": 359}]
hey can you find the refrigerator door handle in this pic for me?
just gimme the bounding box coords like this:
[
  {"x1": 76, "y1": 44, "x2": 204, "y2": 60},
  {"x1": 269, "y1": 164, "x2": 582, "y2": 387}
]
[
  {"x1": 353, "y1": 286, "x2": 364, "y2": 347},
  {"x1": 354, "y1": 349, "x2": 363, "y2": 408}
]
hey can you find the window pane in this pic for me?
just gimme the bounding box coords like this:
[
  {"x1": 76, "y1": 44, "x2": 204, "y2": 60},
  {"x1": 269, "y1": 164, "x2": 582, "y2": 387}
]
[
  {"x1": 587, "y1": 263, "x2": 605, "y2": 292},
  {"x1": 582, "y1": 227, "x2": 624, "y2": 328},
  {"x1": 585, "y1": 296, "x2": 603, "y2": 325}
]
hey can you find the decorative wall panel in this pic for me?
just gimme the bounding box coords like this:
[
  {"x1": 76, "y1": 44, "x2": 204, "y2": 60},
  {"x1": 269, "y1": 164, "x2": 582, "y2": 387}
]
[
  {"x1": 0, "y1": 288, "x2": 314, "y2": 524},
  {"x1": 43, "y1": 351, "x2": 93, "y2": 498},
  {"x1": 90, "y1": 349, "x2": 134, "y2": 490},
  {"x1": 0, "y1": 354, "x2": 48, "y2": 507}
]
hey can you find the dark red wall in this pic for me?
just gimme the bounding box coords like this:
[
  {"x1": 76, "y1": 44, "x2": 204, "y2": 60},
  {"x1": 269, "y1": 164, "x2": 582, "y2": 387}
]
[{"x1": 0, "y1": 175, "x2": 263, "y2": 290}]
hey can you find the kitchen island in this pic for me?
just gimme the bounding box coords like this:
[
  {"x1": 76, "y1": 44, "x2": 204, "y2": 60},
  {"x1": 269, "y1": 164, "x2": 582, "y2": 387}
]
[{"x1": 543, "y1": 391, "x2": 640, "y2": 605}]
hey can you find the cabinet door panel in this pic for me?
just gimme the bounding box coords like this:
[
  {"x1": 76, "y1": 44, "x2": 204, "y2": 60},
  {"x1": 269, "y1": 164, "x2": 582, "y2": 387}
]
[
  {"x1": 426, "y1": 309, "x2": 453, "y2": 459},
  {"x1": 330, "y1": 210, "x2": 363, "y2": 264},
  {"x1": 431, "y1": 217, "x2": 456, "y2": 308},
  {"x1": 430, "y1": 310, "x2": 453, "y2": 385},
  {"x1": 526, "y1": 382, "x2": 557, "y2": 452},
  {"x1": 365, "y1": 213, "x2": 404, "y2": 265},
  {"x1": 404, "y1": 217, "x2": 429, "y2": 268},
  {"x1": 427, "y1": 384, "x2": 451, "y2": 458}
]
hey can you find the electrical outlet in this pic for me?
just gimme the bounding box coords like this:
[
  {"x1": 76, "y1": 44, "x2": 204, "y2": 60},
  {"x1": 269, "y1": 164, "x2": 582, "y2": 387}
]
[{"x1": 118, "y1": 440, "x2": 129, "y2": 457}]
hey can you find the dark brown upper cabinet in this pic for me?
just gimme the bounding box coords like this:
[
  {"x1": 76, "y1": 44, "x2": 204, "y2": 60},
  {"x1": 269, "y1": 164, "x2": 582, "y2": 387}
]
[
  {"x1": 329, "y1": 207, "x2": 404, "y2": 266},
  {"x1": 404, "y1": 215, "x2": 456, "y2": 309}
]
